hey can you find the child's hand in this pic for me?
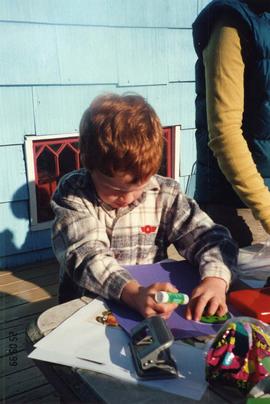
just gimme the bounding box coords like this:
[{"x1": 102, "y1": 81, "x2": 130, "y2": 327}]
[
  {"x1": 121, "y1": 280, "x2": 179, "y2": 319},
  {"x1": 185, "y1": 277, "x2": 228, "y2": 322}
]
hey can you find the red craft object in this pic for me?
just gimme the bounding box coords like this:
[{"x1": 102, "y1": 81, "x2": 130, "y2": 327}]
[{"x1": 228, "y1": 287, "x2": 270, "y2": 323}]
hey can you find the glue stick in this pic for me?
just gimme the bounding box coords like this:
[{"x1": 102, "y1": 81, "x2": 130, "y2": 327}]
[{"x1": 155, "y1": 291, "x2": 189, "y2": 305}]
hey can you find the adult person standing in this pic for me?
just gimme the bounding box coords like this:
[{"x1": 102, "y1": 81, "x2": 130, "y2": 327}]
[{"x1": 192, "y1": 0, "x2": 270, "y2": 247}]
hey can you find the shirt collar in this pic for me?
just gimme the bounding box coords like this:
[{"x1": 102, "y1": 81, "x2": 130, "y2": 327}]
[{"x1": 144, "y1": 175, "x2": 160, "y2": 192}]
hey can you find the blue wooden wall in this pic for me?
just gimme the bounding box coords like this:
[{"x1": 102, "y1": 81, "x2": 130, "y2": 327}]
[{"x1": 0, "y1": 0, "x2": 210, "y2": 268}]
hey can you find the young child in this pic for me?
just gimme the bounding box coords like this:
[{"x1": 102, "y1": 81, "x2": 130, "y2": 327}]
[{"x1": 51, "y1": 93, "x2": 238, "y2": 322}]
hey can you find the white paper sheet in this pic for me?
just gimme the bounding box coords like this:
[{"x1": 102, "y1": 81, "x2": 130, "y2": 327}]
[{"x1": 29, "y1": 299, "x2": 207, "y2": 400}]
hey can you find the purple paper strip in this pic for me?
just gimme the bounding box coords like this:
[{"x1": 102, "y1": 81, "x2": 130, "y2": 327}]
[{"x1": 107, "y1": 260, "x2": 225, "y2": 339}]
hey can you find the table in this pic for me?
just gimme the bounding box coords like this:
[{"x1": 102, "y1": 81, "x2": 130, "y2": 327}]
[{"x1": 25, "y1": 297, "x2": 247, "y2": 404}]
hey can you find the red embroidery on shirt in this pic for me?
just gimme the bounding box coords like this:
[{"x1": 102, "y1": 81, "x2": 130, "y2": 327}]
[{"x1": 141, "y1": 225, "x2": 157, "y2": 234}]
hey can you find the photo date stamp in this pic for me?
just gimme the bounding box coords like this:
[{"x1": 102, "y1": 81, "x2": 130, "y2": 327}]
[{"x1": 8, "y1": 331, "x2": 18, "y2": 367}]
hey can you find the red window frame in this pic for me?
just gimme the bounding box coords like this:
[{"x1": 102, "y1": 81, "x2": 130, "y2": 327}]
[{"x1": 33, "y1": 137, "x2": 80, "y2": 223}]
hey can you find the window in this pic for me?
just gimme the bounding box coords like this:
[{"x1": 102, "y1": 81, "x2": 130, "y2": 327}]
[
  {"x1": 25, "y1": 134, "x2": 80, "y2": 230},
  {"x1": 25, "y1": 125, "x2": 180, "y2": 230}
]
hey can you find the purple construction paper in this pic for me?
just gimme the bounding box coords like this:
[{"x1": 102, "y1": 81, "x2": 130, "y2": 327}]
[{"x1": 107, "y1": 260, "x2": 226, "y2": 339}]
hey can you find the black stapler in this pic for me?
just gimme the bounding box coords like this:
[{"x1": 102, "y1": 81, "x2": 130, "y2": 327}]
[{"x1": 129, "y1": 316, "x2": 178, "y2": 380}]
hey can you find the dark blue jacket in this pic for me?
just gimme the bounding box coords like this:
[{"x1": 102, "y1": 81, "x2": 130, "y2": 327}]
[{"x1": 193, "y1": 0, "x2": 270, "y2": 205}]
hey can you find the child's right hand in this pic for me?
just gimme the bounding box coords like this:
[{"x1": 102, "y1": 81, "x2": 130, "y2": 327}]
[{"x1": 121, "y1": 280, "x2": 179, "y2": 319}]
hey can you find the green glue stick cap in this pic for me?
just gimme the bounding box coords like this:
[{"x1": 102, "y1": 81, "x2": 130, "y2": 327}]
[{"x1": 155, "y1": 291, "x2": 189, "y2": 305}]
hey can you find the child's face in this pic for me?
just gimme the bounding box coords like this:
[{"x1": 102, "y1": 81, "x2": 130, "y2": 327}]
[{"x1": 91, "y1": 170, "x2": 149, "y2": 209}]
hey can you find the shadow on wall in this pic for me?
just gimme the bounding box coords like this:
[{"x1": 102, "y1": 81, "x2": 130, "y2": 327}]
[
  {"x1": 1, "y1": 182, "x2": 53, "y2": 261},
  {"x1": 0, "y1": 182, "x2": 59, "y2": 306},
  {"x1": 0, "y1": 184, "x2": 27, "y2": 268}
]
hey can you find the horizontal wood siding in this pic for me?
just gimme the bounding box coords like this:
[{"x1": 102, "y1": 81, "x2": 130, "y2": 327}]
[
  {"x1": 0, "y1": 201, "x2": 51, "y2": 256},
  {"x1": 0, "y1": 87, "x2": 35, "y2": 145},
  {"x1": 0, "y1": 24, "x2": 196, "y2": 86},
  {"x1": 0, "y1": 145, "x2": 27, "y2": 203},
  {"x1": 56, "y1": 26, "x2": 117, "y2": 85},
  {"x1": 0, "y1": 0, "x2": 197, "y2": 27},
  {"x1": 180, "y1": 129, "x2": 197, "y2": 177},
  {"x1": 0, "y1": 0, "x2": 209, "y2": 267},
  {"x1": 168, "y1": 29, "x2": 197, "y2": 82},
  {"x1": 179, "y1": 129, "x2": 197, "y2": 197},
  {"x1": 0, "y1": 22, "x2": 60, "y2": 85},
  {"x1": 33, "y1": 82, "x2": 195, "y2": 135},
  {"x1": 33, "y1": 84, "x2": 116, "y2": 134},
  {"x1": 198, "y1": 0, "x2": 211, "y2": 13},
  {"x1": 117, "y1": 29, "x2": 167, "y2": 86}
]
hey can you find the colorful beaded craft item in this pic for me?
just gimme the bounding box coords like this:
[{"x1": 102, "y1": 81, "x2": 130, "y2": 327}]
[{"x1": 206, "y1": 319, "x2": 270, "y2": 394}]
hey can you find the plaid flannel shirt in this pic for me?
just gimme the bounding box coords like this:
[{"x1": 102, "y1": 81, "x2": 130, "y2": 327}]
[{"x1": 51, "y1": 169, "x2": 238, "y2": 301}]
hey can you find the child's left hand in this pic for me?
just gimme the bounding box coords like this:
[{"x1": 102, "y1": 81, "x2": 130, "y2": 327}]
[{"x1": 185, "y1": 277, "x2": 228, "y2": 322}]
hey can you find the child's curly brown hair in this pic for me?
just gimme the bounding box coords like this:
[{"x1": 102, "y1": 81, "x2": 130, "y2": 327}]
[{"x1": 79, "y1": 93, "x2": 163, "y2": 183}]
